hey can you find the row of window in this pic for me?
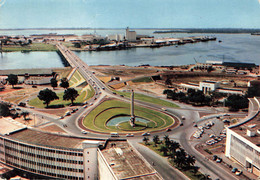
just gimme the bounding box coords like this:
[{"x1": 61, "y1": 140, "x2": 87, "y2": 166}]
[
  {"x1": 6, "y1": 154, "x2": 84, "y2": 172},
  {"x1": 5, "y1": 147, "x2": 83, "y2": 164},
  {"x1": 5, "y1": 144, "x2": 83, "y2": 157}
]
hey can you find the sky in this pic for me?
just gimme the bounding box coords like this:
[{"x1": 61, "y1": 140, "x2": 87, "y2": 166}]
[{"x1": 0, "y1": 0, "x2": 260, "y2": 29}]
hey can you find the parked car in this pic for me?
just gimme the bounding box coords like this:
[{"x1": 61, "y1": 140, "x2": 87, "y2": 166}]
[
  {"x1": 216, "y1": 158, "x2": 222, "y2": 163},
  {"x1": 231, "y1": 167, "x2": 238, "y2": 173},
  {"x1": 213, "y1": 155, "x2": 218, "y2": 161},
  {"x1": 235, "y1": 170, "x2": 242, "y2": 176}
]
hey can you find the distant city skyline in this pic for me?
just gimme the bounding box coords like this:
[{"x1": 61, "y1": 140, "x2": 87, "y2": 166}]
[{"x1": 0, "y1": 0, "x2": 260, "y2": 29}]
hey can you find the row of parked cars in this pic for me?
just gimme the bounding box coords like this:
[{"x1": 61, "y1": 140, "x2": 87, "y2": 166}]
[{"x1": 193, "y1": 121, "x2": 214, "y2": 139}]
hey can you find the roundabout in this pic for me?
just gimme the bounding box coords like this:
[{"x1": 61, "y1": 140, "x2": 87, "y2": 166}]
[{"x1": 82, "y1": 99, "x2": 176, "y2": 133}]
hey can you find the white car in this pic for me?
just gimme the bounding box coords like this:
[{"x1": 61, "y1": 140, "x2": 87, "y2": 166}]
[
  {"x1": 126, "y1": 134, "x2": 134, "y2": 137},
  {"x1": 81, "y1": 130, "x2": 88, "y2": 134}
]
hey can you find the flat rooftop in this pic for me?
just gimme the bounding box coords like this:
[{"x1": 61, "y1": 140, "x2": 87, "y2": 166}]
[
  {"x1": 101, "y1": 140, "x2": 162, "y2": 180},
  {"x1": 231, "y1": 98, "x2": 260, "y2": 146},
  {"x1": 0, "y1": 118, "x2": 104, "y2": 150},
  {"x1": 9, "y1": 129, "x2": 104, "y2": 150},
  {"x1": 0, "y1": 117, "x2": 26, "y2": 135}
]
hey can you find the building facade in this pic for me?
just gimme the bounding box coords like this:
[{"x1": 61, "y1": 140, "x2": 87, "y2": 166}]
[{"x1": 225, "y1": 97, "x2": 260, "y2": 177}]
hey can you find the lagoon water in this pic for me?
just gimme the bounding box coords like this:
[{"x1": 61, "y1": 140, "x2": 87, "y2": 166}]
[{"x1": 0, "y1": 30, "x2": 260, "y2": 69}]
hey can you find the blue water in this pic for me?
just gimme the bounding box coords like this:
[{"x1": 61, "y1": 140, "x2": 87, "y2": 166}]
[
  {"x1": 107, "y1": 116, "x2": 149, "y2": 126},
  {"x1": 0, "y1": 0, "x2": 260, "y2": 29},
  {"x1": 0, "y1": 32, "x2": 260, "y2": 69}
]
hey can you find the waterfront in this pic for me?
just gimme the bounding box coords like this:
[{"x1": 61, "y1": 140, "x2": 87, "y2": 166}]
[{"x1": 0, "y1": 32, "x2": 260, "y2": 69}]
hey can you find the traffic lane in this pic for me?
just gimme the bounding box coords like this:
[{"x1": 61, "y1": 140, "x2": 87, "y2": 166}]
[
  {"x1": 180, "y1": 131, "x2": 236, "y2": 180},
  {"x1": 131, "y1": 141, "x2": 189, "y2": 180}
]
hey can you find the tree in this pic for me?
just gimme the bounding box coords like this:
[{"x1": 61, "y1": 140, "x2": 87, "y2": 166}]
[
  {"x1": 50, "y1": 78, "x2": 58, "y2": 89},
  {"x1": 185, "y1": 155, "x2": 196, "y2": 169},
  {"x1": 153, "y1": 135, "x2": 160, "y2": 147},
  {"x1": 159, "y1": 145, "x2": 168, "y2": 156},
  {"x1": 0, "y1": 102, "x2": 10, "y2": 117},
  {"x1": 163, "y1": 135, "x2": 171, "y2": 148},
  {"x1": 192, "y1": 166, "x2": 200, "y2": 175},
  {"x1": 21, "y1": 111, "x2": 30, "y2": 124},
  {"x1": 63, "y1": 88, "x2": 79, "y2": 105},
  {"x1": 174, "y1": 148, "x2": 187, "y2": 168},
  {"x1": 7, "y1": 74, "x2": 18, "y2": 88},
  {"x1": 143, "y1": 137, "x2": 149, "y2": 145},
  {"x1": 38, "y1": 88, "x2": 59, "y2": 107},
  {"x1": 60, "y1": 78, "x2": 69, "y2": 89}
]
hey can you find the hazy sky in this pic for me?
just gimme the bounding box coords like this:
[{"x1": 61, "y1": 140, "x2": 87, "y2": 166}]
[{"x1": 0, "y1": 0, "x2": 260, "y2": 29}]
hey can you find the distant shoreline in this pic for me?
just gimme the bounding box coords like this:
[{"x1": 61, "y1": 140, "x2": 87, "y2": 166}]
[{"x1": 0, "y1": 28, "x2": 260, "y2": 34}]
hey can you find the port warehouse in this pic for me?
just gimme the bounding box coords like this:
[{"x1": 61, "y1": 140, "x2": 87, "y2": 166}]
[
  {"x1": 225, "y1": 97, "x2": 260, "y2": 177},
  {"x1": 0, "y1": 118, "x2": 161, "y2": 180}
]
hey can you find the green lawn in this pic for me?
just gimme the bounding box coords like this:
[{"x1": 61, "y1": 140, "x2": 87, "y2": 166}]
[
  {"x1": 2, "y1": 43, "x2": 57, "y2": 52},
  {"x1": 113, "y1": 91, "x2": 179, "y2": 108},
  {"x1": 29, "y1": 88, "x2": 87, "y2": 108},
  {"x1": 132, "y1": 77, "x2": 153, "y2": 83},
  {"x1": 83, "y1": 99, "x2": 175, "y2": 132}
]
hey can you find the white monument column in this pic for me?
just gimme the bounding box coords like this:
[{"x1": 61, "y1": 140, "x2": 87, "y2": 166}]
[{"x1": 130, "y1": 90, "x2": 135, "y2": 127}]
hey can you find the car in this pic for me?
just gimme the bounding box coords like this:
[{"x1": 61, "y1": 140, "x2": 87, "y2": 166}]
[
  {"x1": 216, "y1": 158, "x2": 222, "y2": 163},
  {"x1": 224, "y1": 113, "x2": 230, "y2": 116},
  {"x1": 161, "y1": 108, "x2": 166, "y2": 111},
  {"x1": 212, "y1": 155, "x2": 218, "y2": 161},
  {"x1": 209, "y1": 134, "x2": 215, "y2": 138},
  {"x1": 81, "y1": 130, "x2": 88, "y2": 134},
  {"x1": 231, "y1": 167, "x2": 238, "y2": 173},
  {"x1": 235, "y1": 170, "x2": 242, "y2": 176},
  {"x1": 181, "y1": 116, "x2": 185, "y2": 120},
  {"x1": 166, "y1": 128, "x2": 171, "y2": 132},
  {"x1": 142, "y1": 132, "x2": 150, "y2": 136},
  {"x1": 59, "y1": 116, "x2": 64, "y2": 119},
  {"x1": 180, "y1": 122, "x2": 183, "y2": 126},
  {"x1": 89, "y1": 103, "x2": 93, "y2": 106},
  {"x1": 65, "y1": 112, "x2": 71, "y2": 116},
  {"x1": 83, "y1": 105, "x2": 88, "y2": 108},
  {"x1": 32, "y1": 85, "x2": 37, "y2": 88},
  {"x1": 126, "y1": 134, "x2": 134, "y2": 137},
  {"x1": 18, "y1": 102, "x2": 26, "y2": 107},
  {"x1": 16, "y1": 108, "x2": 21, "y2": 111},
  {"x1": 193, "y1": 124, "x2": 197, "y2": 127}
]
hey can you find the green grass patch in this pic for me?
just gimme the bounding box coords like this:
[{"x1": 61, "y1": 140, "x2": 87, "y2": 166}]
[
  {"x1": 113, "y1": 91, "x2": 179, "y2": 108},
  {"x1": 86, "y1": 86, "x2": 95, "y2": 99},
  {"x1": 118, "y1": 121, "x2": 147, "y2": 131},
  {"x1": 28, "y1": 88, "x2": 87, "y2": 108},
  {"x1": 83, "y1": 99, "x2": 174, "y2": 132},
  {"x1": 132, "y1": 77, "x2": 153, "y2": 83},
  {"x1": 2, "y1": 43, "x2": 57, "y2": 52}
]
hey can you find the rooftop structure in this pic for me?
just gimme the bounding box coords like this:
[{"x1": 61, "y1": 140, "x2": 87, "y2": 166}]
[
  {"x1": 100, "y1": 140, "x2": 162, "y2": 180},
  {"x1": 225, "y1": 97, "x2": 260, "y2": 177}
]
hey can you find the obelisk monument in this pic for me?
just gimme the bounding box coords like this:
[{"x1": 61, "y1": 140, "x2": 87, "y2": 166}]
[{"x1": 130, "y1": 90, "x2": 135, "y2": 127}]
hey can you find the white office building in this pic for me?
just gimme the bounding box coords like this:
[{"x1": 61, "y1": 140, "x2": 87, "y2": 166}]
[{"x1": 225, "y1": 97, "x2": 260, "y2": 177}]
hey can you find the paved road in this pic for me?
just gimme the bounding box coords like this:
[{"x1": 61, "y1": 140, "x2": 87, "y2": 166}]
[{"x1": 28, "y1": 44, "x2": 238, "y2": 179}]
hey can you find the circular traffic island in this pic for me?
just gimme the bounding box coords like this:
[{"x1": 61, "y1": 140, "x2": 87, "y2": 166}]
[{"x1": 82, "y1": 99, "x2": 176, "y2": 134}]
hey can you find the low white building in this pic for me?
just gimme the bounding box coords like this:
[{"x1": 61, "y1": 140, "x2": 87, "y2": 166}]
[
  {"x1": 24, "y1": 76, "x2": 52, "y2": 85},
  {"x1": 199, "y1": 80, "x2": 220, "y2": 94},
  {"x1": 107, "y1": 34, "x2": 124, "y2": 41},
  {"x1": 225, "y1": 97, "x2": 260, "y2": 177}
]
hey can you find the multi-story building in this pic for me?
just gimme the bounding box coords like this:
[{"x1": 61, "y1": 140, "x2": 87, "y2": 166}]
[
  {"x1": 125, "y1": 27, "x2": 136, "y2": 42},
  {"x1": 0, "y1": 118, "x2": 162, "y2": 179},
  {"x1": 225, "y1": 97, "x2": 260, "y2": 177}
]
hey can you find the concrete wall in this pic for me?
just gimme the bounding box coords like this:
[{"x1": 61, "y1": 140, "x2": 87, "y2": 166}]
[{"x1": 97, "y1": 149, "x2": 117, "y2": 180}]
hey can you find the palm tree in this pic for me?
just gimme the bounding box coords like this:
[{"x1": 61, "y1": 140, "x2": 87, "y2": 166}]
[
  {"x1": 143, "y1": 137, "x2": 149, "y2": 145},
  {"x1": 163, "y1": 135, "x2": 170, "y2": 148},
  {"x1": 174, "y1": 148, "x2": 187, "y2": 168},
  {"x1": 169, "y1": 141, "x2": 180, "y2": 159},
  {"x1": 186, "y1": 155, "x2": 196, "y2": 169},
  {"x1": 153, "y1": 135, "x2": 160, "y2": 147},
  {"x1": 159, "y1": 145, "x2": 168, "y2": 156}
]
